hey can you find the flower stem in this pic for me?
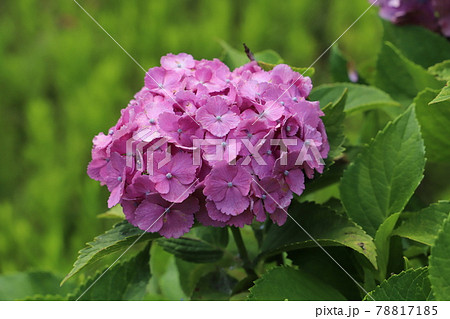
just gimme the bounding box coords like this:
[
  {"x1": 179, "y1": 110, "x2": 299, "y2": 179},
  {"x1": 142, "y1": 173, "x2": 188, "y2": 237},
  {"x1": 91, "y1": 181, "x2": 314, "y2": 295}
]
[{"x1": 230, "y1": 227, "x2": 257, "y2": 278}]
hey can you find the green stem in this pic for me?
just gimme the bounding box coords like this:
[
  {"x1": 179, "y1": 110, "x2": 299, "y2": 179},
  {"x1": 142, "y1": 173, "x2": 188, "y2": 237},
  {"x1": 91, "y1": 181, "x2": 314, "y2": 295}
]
[{"x1": 230, "y1": 227, "x2": 257, "y2": 277}]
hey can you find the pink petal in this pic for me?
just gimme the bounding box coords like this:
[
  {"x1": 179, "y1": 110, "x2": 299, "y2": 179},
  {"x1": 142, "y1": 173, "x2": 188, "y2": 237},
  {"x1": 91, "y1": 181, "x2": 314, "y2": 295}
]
[
  {"x1": 159, "y1": 209, "x2": 194, "y2": 238},
  {"x1": 270, "y1": 208, "x2": 288, "y2": 226},
  {"x1": 134, "y1": 200, "x2": 165, "y2": 232},
  {"x1": 285, "y1": 168, "x2": 305, "y2": 195},
  {"x1": 206, "y1": 201, "x2": 231, "y2": 222},
  {"x1": 215, "y1": 187, "x2": 249, "y2": 216},
  {"x1": 161, "y1": 178, "x2": 194, "y2": 203},
  {"x1": 227, "y1": 209, "x2": 254, "y2": 227}
]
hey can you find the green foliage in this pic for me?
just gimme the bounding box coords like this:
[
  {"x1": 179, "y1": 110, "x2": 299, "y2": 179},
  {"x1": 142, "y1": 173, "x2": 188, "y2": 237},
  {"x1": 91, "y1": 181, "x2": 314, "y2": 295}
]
[
  {"x1": 430, "y1": 83, "x2": 450, "y2": 104},
  {"x1": 340, "y1": 106, "x2": 425, "y2": 237},
  {"x1": 258, "y1": 201, "x2": 377, "y2": 268},
  {"x1": 365, "y1": 268, "x2": 434, "y2": 301},
  {"x1": 321, "y1": 89, "x2": 347, "y2": 159},
  {"x1": 248, "y1": 267, "x2": 346, "y2": 301},
  {"x1": 0, "y1": 271, "x2": 74, "y2": 301},
  {"x1": 310, "y1": 83, "x2": 400, "y2": 114},
  {"x1": 373, "y1": 42, "x2": 444, "y2": 105},
  {"x1": 394, "y1": 201, "x2": 450, "y2": 246},
  {"x1": 382, "y1": 22, "x2": 450, "y2": 69},
  {"x1": 62, "y1": 221, "x2": 160, "y2": 284},
  {"x1": 429, "y1": 216, "x2": 450, "y2": 300},
  {"x1": 191, "y1": 270, "x2": 237, "y2": 301},
  {"x1": 415, "y1": 89, "x2": 450, "y2": 162},
  {"x1": 70, "y1": 244, "x2": 152, "y2": 301},
  {"x1": 374, "y1": 213, "x2": 401, "y2": 280},
  {"x1": 428, "y1": 60, "x2": 450, "y2": 81},
  {"x1": 157, "y1": 238, "x2": 225, "y2": 264},
  {"x1": 329, "y1": 46, "x2": 351, "y2": 83},
  {"x1": 3, "y1": 0, "x2": 450, "y2": 302}
]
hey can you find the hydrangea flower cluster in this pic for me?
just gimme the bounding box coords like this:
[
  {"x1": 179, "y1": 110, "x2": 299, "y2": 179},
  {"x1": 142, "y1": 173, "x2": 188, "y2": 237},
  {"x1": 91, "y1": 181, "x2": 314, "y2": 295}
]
[
  {"x1": 88, "y1": 53, "x2": 329, "y2": 238},
  {"x1": 371, "y1": 0, "x2": 450, "y2": 37}
]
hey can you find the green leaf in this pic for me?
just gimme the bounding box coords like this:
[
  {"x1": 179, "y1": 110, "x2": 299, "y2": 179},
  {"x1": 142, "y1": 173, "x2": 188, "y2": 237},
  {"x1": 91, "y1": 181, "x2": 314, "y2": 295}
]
[
  {"x1": 194, "y1": 226, "x2": 229, "y2": 249},
  {"x1": 394, "y1": 201, "x2": 450, "y2": 246},
  {"x1": 429, "y1": 215, "x2": 450, "y2": 300},
  {"x1": 340, "y1": 106, "x2": 425, "y2": 237},
  {"x1": 175, "y1": 258, "x2": 217, "y2": 297},
  {"x1": 71, "y1": 244, "x2": 151, "y2": 301},
  {"x1": 373, "y1": 41, "x2": 444, "y2": 105},
  {"x1": 258, "y1": 202, "x2": 377, "y2": 268},
  {"x1": 62, "y1": 220, "x2": 160, "y2": 284},
  {"x1": 382, "y1": 21, "x2": 450, "y2": 69},
  {"x1": 0, "y1": 271, "x2": 74, "y2": 301},
  {"x1": 288, "y1": 247, "x2": 363, "y2": 300},
  {"x1": 415, "y1": 88, "x2": 450, "y2": 162},
  {"x1": 365, "y1": 268, "x2": 434, "y2": 301},
  {"x1": 248, "y1": 266, "x2": 346, "y2": 301},
  {"x1": 219, "y1": 41, "x2": 314, "y2": 77},
  {"x1": 310, "y1": 83, "x2": 400, "y2": 114},
  {"x1": 191, "y1": 270, "x2": 237, "y2": 301},
  {"x1": 253, "y1": 50, "x2": 284, "y2": 64},
  {"x1": 321, "y1": 89, "x2": 346, "y2": 159},
  {"x1": 329, "y1": 46, "x2": 350, "y2": 82},
  {"x1": 220, "y1": 41, "x2": 282, "y2": 70},
  {"x1": 374, "y1": 213, "x2": 401, "y2": 280},
  {"x1": 97, "y1": 205, "x2": 125, "y2": 219},
  {"x1": 157, "y1": 228, "x2": 228, "y2": 263},
  {"x1": 430, "y1": 82, "x2": 450, "y2": 104},
  {"x1": 428, "y1": 60, "x2": 450, "y2": 81}
]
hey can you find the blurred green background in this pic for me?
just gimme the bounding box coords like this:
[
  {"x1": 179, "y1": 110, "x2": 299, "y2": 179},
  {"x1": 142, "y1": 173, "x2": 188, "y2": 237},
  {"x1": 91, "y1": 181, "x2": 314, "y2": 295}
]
[{"x1": 0, "y1": 0, "x2": 382, "y2": 276}]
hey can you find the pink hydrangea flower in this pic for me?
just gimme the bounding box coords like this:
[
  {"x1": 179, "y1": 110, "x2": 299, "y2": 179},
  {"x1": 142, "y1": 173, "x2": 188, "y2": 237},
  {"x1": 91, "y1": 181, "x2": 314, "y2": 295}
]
[{"x1": 87, "y1": 53, "x2": 329, "y2": 238}]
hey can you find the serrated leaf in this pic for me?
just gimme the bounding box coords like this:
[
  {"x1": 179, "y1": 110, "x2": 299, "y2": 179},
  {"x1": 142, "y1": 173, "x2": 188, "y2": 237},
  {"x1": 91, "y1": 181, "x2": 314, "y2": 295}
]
[
  {"x1": 429, "y1": 215, "x2": 450, "y2": 300},
  {"x1": 415, "y1": 88, "x2": 450, "y2": 162},
  {"x1": 373, "y1": 41, "x2": 444, "y2": 106},
  {"x1": 382, "y1": 21, "x2": 450, "y2": 69},
  {"x1": 248, "y1": 266, "x2": 346, "y2": 301},
  {"x1": 321, "y1": 89, "x2": 346, "y2": 160},
  {"x1": 365, "y1": 268, "x2": 434, "y2": 301},
  {"x1": 340, "y1": 106, "x2": 425, "y2": 237},
  {"x1": 157, "y1": 227, "x2": 228, "y2": 264},
  {"x1": 430, "y1": 82, "x2": 450, "y2": 104},
  {"x1": 310, "y1": 83, "x2": 400, "y2": 114},
  {"x1": 428, "y1": 60, "x2": 450, "y2": 81},
  {"x1": 0, "y1": 272, "x2": 74, "y2": 301},
  {"x1": 258, "y1": 201, "x2": 377, "y2": 268},
  {"x1": 70, "y1": 244, "x2": 151, "y2": 301},
  {"x1": 394, "y1": 201, "x2": 450, "y2": 246},
  {"x1": 62, "y1": 220, "x2": 160, "y2": 284}
]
